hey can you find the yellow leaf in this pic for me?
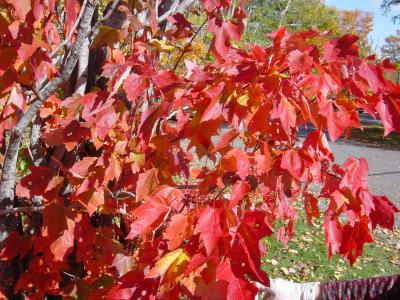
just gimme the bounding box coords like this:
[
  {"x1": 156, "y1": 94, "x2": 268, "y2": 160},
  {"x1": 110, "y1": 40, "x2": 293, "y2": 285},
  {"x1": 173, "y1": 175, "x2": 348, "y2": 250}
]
[
  {"x1": 237, "y1": 94, "x2": 249, "y2": 106},
  {"x1": 180, "y1": 259, "x2": 207, "y2": 295},
  {"x1": 149, "y1": 39, "x2": 175, "y2": 52},
  {"x1": 271, "y1": 259, "x2": 278, "y2": 266},
  {"x1": 91, "y1": 26, "x2": 121, "y2": 48},
  {"x1": 281, "y1": 267, "x2": 289, "y2": 275},
  {"x1": 280, "y1": 72, "x2": 290, "y2": 78},
  {"x1": 147, "y1": 248, "x2": 189, "y2": 279},
  {"x1": 0, "y1": 9, "x2": 11, "y2": 23},
  {"x1": 129, "y1": 152, "x2": 145, "y2": 173}
]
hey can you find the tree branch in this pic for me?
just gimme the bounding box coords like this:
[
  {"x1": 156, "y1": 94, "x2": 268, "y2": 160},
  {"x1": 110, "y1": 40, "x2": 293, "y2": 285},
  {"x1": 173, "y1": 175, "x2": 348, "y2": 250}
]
[
  {"x1": 158, "y1": 0, "x2": 180, "y2": 22},
  {"x1": 173, "y1": 16, "x2": 208, "y2": 70},
  {"x1": 0, "y1": 206, "x2": 44, "y2": 217},
  {"x1": 30, "y1": 119, "x2": 45, "y2": 166},
  {"x1": 74, "y1": 35, "x2": 90, "y2": 94},
  {"x1": 91, "y1": 0, "x2": 121, "y2": 36},
  {"x1": 172, "y1": 0, "x2": 196, "y2": 18},
  {"x1": 279, "y1": 0, "x2": 292, "y2": 27},
  {"x1": 49, "y1": 0, "x2": 89, "y2": 59}
]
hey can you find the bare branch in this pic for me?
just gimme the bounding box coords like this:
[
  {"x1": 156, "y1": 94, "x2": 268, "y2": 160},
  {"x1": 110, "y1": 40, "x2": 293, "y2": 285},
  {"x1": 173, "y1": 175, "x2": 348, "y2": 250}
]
[
  {"x1": 22, "y1": 137, "x2": 34, "y2": 162},
  {"x1": 49, "y1": 0, "x2": 89, "y2": 59},
  {"x1": 92, "y1": 0, "x2": 121, "y2": 33},
  {"x1": 155, "y1": 0, "x2": 160, "y2": 17},
  {"x1": 62, "y1": 271, "x2": 78, "y2": 279},
  {"x1": 101, "y1": 0, "x2": 122, "y2": 23},
  {"x1": 0, "y1": 206, "x2": 44, "y2": 216},
  {"x1": 30, "y1": 117, "x2": 44, "y2": 166},
  {"x1": 175, "y1": 184, "x2": 198, "y2": 189},
  {"x1": 74, "y1": 36, "x2": 90, "y2": 94},
  {"x1": 108, "y1": 189, "x2": 136, "y2": 200},
  {"x1": 117, "y1": 190, "x2": 136, "y2": 199},
  {"x1": 279, "y1": 0, "x2": 292, "y2": 27},
  {"x1": 158, "y1": 0, "x2": 180, "y2": 22},
  {"x1": 173, "y1": 16, "x2": 208, "y2": 70},
  {"x1": 107, "y1": 66, "x2": 132, "y2": 101},
  {"x1": 175, "y1": 0, "x2": 196, "y2": 15}
]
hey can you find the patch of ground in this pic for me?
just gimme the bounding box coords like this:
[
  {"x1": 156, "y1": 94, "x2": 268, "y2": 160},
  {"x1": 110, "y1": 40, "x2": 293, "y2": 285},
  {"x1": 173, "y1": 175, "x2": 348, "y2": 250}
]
[
  {"x1": 262, "y1": 209, "x2": 400, "y2": 283},
  {"x1": 348, "y1": 126, "x2": 400, "y2": 150}
]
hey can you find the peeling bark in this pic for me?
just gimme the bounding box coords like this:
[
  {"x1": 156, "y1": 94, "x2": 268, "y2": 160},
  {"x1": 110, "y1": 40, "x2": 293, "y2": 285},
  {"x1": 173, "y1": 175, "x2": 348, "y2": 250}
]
[
  {"x1": 30, "y1": 117, "x2": 44, "y2": 166},
  {"x1": 75, "y1": 35, "x2": 90, "y2": 94}
]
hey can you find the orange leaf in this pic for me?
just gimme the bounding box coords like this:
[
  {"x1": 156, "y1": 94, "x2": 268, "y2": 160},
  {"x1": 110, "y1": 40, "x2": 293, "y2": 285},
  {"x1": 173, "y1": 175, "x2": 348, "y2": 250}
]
[
  {"x1": 136, "y1": 168, "x2": 159, "y2": 201},
  {"x1": 147, "y1": 248, "x2": 189, "y2": 288}
]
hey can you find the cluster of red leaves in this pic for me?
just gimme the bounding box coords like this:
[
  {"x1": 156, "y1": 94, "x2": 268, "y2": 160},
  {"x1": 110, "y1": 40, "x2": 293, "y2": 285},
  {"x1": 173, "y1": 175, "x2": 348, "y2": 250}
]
[{"x1": 0, "y1": 0, "x2": 399, "y2": 299}]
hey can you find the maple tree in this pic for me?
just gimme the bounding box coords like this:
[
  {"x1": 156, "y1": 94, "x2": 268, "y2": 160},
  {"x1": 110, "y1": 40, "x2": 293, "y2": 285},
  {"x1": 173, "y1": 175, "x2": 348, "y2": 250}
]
[
  {"x1": 244, "y1": 1, "x2": 373, "y2": 56},
  {"x1": 337, "y1": 9, "x2": 374, "y2": 57},
  {"x1": 0, "y1": 0, "x2": 399, "y2": 299},
  {"x1": 381, "y1": 29, "x2": 400, "y2": 83},
  {"x1": 381, "y1": 0, "x2": 400, "y2": 23},
  {"x1": 245, "y1": 0, "x2": 341, "y2": 46}
]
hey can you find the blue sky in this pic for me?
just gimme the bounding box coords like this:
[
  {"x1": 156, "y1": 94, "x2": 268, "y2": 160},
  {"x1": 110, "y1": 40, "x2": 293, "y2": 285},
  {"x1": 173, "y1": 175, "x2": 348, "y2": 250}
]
[{"x1": 325, "y1": 0, "x2": 399, "y2": 51}]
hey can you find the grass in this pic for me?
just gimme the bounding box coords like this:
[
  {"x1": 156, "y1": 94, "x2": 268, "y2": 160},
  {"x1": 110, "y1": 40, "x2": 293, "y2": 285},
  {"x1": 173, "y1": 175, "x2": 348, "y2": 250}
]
[
  {"x1": 261, "y1": 208, "x2": 400, "y2": 283},
  {"x1": 260, "y1": 124, "x2": 400, "y2": 282},
  {"x1": 348, "y1": 126, "x2": 400, "y2": 150}
]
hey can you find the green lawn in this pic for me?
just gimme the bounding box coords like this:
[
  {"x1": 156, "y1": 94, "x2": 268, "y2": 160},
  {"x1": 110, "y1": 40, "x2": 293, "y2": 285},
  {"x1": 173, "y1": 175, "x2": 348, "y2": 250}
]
[
  {"x1": 348, "y1": 126, "x2": 400, "y2": 150},
  {"x1": 183, "y1": 125, "x2": 400, "y2": 283},
  {"x1": 262, "y1": 211, "x2": 400, "y2": 282}
]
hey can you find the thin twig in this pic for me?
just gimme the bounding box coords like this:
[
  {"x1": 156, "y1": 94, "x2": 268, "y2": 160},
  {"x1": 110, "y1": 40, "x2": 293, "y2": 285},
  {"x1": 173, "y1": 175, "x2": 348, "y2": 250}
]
[
  {"x1": 175, "y1": 184, "x2": 198, "y2": 189},
  {"x1": 322, "y1": 168, "x2": 342, "y2": 180},
  {"x1": 107, "y1": 66, "x2": 132, "y2": 101},
  {"x1": 279, "y1": 0, "x2": 292, "y2": 27},
  {"x1": 152, "y1": 206, "x2": 175, "y2": 242},
  {"x1": 92, "y1": 0, "x2": 121, "y2": 32},
  {"x1": 214, "y1": 185, "x2": 229, "y2": 200},
  {"x1": 62, "y1": 271, "x2": 78, "y2": 279},
  {"x1": 173, "y1": 16, "x2": 208, "y2": 70},
  {"x1": 49, "y1": 0, "x2": 89, "y2": 59},
  {"x1": 22, "y1": 137, "x2": 34, "y2": 162},
  {"x1": 155, "y1": 0, "x2": 160, "y2": 18},
  {"x1": 252, "y1": 140, "x2": 260, "y2": 154},
  {"x1": 101, "y1": 0, "x2": 121, "y2": 22},
  {"x1": 108, "y1": 189, "x2": 136, "y2": 200},
  {"x1": 157, "y1": 0, "x2": 180, "y2": 22},
  {"x1": 0, "y1": 206, "x2": 44, "y2": 216}
]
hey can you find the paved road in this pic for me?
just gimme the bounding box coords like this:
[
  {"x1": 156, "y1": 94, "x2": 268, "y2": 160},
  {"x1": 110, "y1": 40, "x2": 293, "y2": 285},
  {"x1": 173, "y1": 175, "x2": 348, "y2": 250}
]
[
  {"x1": 300, "y1": 112, "x2": 400, "y2": 207},
  {"x1": 198, "y1": 113, "x2": 400, "y2": 208},
  {"x1": 328, "y1": 139, "x2": 400, "y2": 207},
  {"x1": 212, "y1": 127, "x2": 400, "y2": 207}
]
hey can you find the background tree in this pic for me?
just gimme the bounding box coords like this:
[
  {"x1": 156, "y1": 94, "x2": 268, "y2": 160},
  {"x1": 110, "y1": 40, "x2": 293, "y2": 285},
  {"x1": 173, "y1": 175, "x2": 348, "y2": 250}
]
[
  {"x1": 244, "y1": 0, "x2": 340, "y2": 46},
  {"x1": 244, "y1": 0, "x2": 373, "y2": 56},
  {"x1": 381, "y1": 0, "x2": 400, "y2": 23},
  {"x1": 381, "y1": 30, "x2": 400, "y2": 83},
  {"x1": 337, "y1": 9, "x2": 374, "y2": 57}
]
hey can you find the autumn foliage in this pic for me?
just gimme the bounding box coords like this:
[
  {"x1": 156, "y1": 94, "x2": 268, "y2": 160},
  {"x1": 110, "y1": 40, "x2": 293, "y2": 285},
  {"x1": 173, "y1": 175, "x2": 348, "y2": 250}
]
[{"x1": 0, "y1": 0, "x2": 399, "y2": 299}]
